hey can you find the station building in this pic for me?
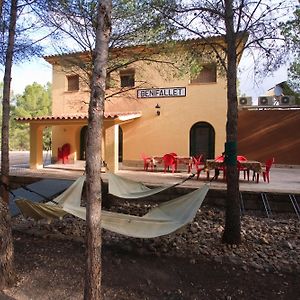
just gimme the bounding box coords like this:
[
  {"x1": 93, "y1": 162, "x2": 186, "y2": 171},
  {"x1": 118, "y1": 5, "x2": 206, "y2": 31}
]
[{"x1": 17, "y1": 36, "x2": 248, "y2": 171}]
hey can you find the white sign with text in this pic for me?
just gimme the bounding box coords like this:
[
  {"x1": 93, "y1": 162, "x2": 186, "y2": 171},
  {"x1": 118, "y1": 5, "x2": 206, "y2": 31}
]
[{"x1": 137, "y1": 87, "x2": 186, "y2": 98}]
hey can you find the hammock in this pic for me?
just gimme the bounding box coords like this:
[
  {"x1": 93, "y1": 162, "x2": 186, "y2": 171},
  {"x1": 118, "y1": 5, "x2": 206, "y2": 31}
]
[
  {"x1": 108, "y1": 172, "x2": 193, "y2": 199},
  {"x1": 15, "y1": 175, "x2": 209, "y2": 238}
]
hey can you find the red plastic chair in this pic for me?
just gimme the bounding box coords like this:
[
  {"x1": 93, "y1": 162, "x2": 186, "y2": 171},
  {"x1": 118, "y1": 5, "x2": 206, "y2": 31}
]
[
  {"x1": 237, "y1": 155, "x2": 247, "y2": 161},
  {"x1": 262, "y1": 157, "x2": 275, "y2": 183},
  {"x1": 215, "y1": 154, "x2": 226, "y2": 180},
  {"x1": 191, "y1": 155, "x2": 205, "y2": 179},
  {"x1": 169, "y1": 152, "x2": 177, "y2": 157},
  {"x1": 254, "y1": 157, "x2": 274, "y2": 183},
  {"x1": 237, "y1": 155, "x2": 249, "y2": 180},
  {"x1": 162, "y1": 153, "x2": 177, "y2": 173},
  {"x1": 57, "y1": 143, "x2": 70, "y2": 164},
  {"x1": 190, "y1": 154, "x2": 201, "y2": 172},
  {"x1": 141, "y1": 153, "x2": 154, "y2": 171}
]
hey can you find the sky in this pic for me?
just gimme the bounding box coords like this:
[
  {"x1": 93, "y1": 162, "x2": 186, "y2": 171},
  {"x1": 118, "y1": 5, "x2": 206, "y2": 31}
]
[
  {"x1": 9, "y1": 57, "x2": 52, "y2": 95},
  {"x1": 238, "y1": 57, "x2": 288, "y2": 104},
  {"x1": 4, "y1": 54, "x2": 288, "y2": 104}
]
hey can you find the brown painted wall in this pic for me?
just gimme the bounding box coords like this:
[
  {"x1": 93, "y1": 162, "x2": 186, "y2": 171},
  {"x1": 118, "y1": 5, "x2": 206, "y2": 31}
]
[{"x1": 238, "y1": 110, "x2": 300, "y2": 165}]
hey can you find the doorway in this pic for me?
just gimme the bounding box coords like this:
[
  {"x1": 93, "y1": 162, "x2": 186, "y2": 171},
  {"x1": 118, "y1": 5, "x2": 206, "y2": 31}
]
[
  {"x1": 80, "y1": 126, "x2": 88, "y2": 160},
  {"x1": 119, "y1": 126, "x2": 123, "y2": 162},
  {"x1": 190, "y1": 122, "x2": 215, "y2": 159},
  {"x1": 80, "y1": 125, "x2": 123, "y2": 162}
]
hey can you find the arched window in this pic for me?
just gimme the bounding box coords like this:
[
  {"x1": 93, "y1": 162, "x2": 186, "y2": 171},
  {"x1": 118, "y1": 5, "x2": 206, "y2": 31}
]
[{"x1": 190, "y1": 122, "x2": 215, "y2": 159}]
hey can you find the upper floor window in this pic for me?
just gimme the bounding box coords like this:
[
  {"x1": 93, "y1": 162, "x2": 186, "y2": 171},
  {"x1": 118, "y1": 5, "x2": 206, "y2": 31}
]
[
  {"x1": 120, "y1": 69, "x2": 135, "y2": 88},
  {"x1": 67, "y1": 74, "x2": 80, "y2": 91},
  {"x1": 190, "y1": 64, "x2": 217, "y2": 84}
]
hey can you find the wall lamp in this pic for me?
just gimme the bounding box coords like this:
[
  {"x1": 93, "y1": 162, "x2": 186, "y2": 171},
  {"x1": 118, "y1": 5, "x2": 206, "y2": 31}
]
[{"x1": 155, "y1": 103, "x2": 161, "y2": 116}]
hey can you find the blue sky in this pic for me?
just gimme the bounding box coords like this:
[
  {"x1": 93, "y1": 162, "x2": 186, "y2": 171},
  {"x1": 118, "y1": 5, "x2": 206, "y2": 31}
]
[{"x1": 9, "y1": 57, "x2": 52, "y2": 95}]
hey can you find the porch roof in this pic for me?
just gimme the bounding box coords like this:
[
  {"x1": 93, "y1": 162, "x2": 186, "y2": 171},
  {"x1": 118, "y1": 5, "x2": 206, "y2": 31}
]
[{"x1": 16, "y1": 111, "x2": 142, "y2": 124}]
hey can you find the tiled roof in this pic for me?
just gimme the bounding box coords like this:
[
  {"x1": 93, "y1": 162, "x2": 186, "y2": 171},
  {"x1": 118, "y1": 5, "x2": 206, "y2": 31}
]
[
  {"x1": 15, "y1": 114, "x2": 87, "y2": 122},
  {"x1": 16, "y1": 112, "x2": 141, "y2": 122}
]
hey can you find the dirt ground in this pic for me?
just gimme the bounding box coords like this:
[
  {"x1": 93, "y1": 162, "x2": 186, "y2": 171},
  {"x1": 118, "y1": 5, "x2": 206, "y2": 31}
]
[
  {"x1": 1, "y1": 222, "x2": 299, "y2": 300},
  {"x1": 2, "y1": 180, "x2": 299, "y2": 300}
]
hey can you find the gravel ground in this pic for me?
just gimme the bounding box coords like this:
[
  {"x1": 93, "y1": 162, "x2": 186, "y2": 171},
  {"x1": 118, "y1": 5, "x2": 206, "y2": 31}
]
[{"x1": 3, "y1": 200, "x2": 300, "y2": 299}]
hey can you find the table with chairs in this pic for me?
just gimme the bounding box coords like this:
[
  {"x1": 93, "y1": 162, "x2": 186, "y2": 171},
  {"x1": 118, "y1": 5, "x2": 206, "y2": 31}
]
[
  {"x1": 144, "y1": 153, "x2": 192, "y2": 173},
  {"x1": 141, "y1": 152, "x2": 274, "y2": 184},
  {"x1": 204, "y1": 155, "x2": 263, "y2": 182}
]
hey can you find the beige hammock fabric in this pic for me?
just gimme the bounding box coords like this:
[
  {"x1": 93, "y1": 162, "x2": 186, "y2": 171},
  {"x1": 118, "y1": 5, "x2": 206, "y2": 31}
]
[
  {"x1": 15, "y1": 175, "x2": 209, "y2": 238},
  {"x1": 15, "y1": 175, "x2": 86, "y2": 221},
  {"x1": 108, "y1": 172, "x2": 187, "y2": 199}
]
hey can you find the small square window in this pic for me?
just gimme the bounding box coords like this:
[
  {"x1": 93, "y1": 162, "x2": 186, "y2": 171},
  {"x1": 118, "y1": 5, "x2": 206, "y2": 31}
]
[
  {"x1": 191, "y1": 64, "x2": 217, "y2": 84},
  {"x1": 120, "y1": 69, "x2": 135, "y2": 87},
  {"x1": 67, "y1": 75, "x2": 79, "y2": 91}
]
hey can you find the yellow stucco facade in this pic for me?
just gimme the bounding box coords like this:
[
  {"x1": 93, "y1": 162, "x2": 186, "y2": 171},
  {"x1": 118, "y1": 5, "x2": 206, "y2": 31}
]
[{"x1": 20, "y1": 38, "x2": 246, "y2": 172}]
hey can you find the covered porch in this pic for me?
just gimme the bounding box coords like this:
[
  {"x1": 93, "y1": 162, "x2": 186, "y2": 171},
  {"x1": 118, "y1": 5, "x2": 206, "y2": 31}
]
[{"x1": 16, "y1": 112, "x2": 141, "y2": 172}]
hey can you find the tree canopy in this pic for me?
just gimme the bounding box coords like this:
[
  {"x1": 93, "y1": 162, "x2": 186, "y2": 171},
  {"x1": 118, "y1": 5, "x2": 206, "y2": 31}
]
[
  {"x1": 10, "y1": 82, "x2": 51, "y2": 150},
  {"x1": 0, "y1": 0, "x2": 50, "y2": 66},
  {"x1": 34, "y1": 0, "x2": 176, "y2": 52},
  {"x1": 14, "y1": 82, "x2": 51, "y2": 117},
  {"x1": 33, "y1": 0, "x2": 184, "y2": 93},
  {"x1": 282, "y1": 6, "x2": 300, "y2": 99}
]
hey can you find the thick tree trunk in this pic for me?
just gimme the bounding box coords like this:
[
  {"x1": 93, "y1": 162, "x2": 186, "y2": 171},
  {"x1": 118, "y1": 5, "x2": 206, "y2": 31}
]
[
  {"x1": 222, "y1": 0, "x2": 241, "y2": 245},
  {"x1": 0, "y1": 199, "x2": 15, "y2": 288},
  {"x1": 0, "y1": 0, "x2": 17, "y2": 289},
  {"x1": 1, "y1": 0, "x2": 17, "y2": 204},
  {"x1": 84, "y1": 0, "x2": 111, "y2": 299},
  {"x1": 0, "y1": 0, "x2": 3, "y2": 21}
]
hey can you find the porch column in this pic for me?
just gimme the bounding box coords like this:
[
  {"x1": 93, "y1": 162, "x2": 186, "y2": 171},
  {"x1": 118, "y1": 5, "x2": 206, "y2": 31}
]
[
  {"x1": 29, "y1": 123, "x2": 44, "y2": 169},
  {"x1": 105, "y1": 124, "x2": 119, "y2": 173}
]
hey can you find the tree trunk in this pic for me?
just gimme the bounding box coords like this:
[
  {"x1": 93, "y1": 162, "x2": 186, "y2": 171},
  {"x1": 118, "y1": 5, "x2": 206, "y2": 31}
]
[
  {"x1": 84, "y1": 0, "x2": 111, "y2": 299},
  {"x1": 0, "y1": 0, "x2": 17, "y2": 289},
  {"x1": 1, "y1": 0, "x2": 17, "y2": 204},
  {"x1": 0, "y1": 0, "x2": 3, "y2": 22},
  {"x1": 222, "y1": 0, "x2": 241, "y2": 245},
  {"x1": 0, "y1": 199, "x2": 15, "y2": 288}
]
